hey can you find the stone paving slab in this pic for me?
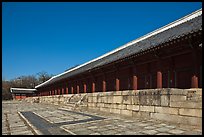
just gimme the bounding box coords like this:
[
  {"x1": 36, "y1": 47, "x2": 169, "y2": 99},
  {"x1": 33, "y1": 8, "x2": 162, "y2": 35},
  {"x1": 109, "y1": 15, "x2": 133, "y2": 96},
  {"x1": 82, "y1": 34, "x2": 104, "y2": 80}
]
[{"x1": 2, "y1": 100, "x2": 202, "y2": 135}]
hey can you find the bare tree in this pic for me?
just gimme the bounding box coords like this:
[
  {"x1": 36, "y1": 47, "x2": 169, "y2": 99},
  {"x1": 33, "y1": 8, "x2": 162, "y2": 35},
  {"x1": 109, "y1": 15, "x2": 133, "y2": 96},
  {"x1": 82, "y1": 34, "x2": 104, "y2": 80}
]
[
  {"x1": 2, "y1": 80, "x2": 13, "y2": 100},
  {"x1": 2, "y1": 72, "x2": 53, "y2": 100},
  {"x1": 36, "y1": 71, "x2": 53, "y2": 84}
]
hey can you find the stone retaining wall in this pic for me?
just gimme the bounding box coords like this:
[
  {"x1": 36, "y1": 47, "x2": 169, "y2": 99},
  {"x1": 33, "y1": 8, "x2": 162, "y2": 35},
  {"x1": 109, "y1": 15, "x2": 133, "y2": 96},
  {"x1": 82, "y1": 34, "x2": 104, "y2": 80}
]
[{"x1": 24, "y1": 88, "x2": 202, "y2": 127}]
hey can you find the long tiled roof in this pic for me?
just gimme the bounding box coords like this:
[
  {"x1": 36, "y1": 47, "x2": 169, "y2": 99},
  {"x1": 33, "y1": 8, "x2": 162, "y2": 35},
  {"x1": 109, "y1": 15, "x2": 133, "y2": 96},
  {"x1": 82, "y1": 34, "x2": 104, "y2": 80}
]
[
  {"x1": 10, "y1": 88, "x2": 37, "y2": 94},
  {"x1": 35, "y1": 9, "x2": 202, "y2": 89}
]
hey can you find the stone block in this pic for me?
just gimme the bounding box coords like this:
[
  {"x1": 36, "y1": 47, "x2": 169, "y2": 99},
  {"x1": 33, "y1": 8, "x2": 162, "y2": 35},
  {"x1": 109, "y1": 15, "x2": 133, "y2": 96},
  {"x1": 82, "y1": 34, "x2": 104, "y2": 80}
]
[
  {"x1": 194, "y1": 89, "x2": 202, "y2": 96},
  {"x1": 160, "y1": 89, "x2": 169, "y2": 95},
  {"x1": 186, "y1": 89, "x2": 202, "y2": 95},
  {"x1": 104, "y1": 103, "x2": 111, "y2": 108},
  {"x1": 113, "y1": 91, "x2": 123, "y2": 96},
  {"x1": 169, "y1": 88, "x2": 187, "y2": 95},
  {"x1": 87, "y1": 96, "x2": 93, "y2": 103},
  {"x1": 92, "y1": 92, "x2": 99, "y2": 97},
  {"x1": 97, "y1": 95, "x2": 101, "y2": 103},
  {"x1": 186, "y1": 90, "x2": 202, "y2": 101},
  {"x1": 170, "y1": 101, "x2": 202, "y2": 109},
  {"x1": 99, "y1": 107, "x2": 110, "y2": 112},
  {"x1": 122, "y1": 95, "x2": 132, "y2": 104},
  {"x1": 96, "y1": 103, "x2": 105, "y2": 108},
  {"x1": 132, "y1": 105, "x2": 140, "y2": 111},
  {"x1": 113, "y1": 96, "x2": 123, "y2": 104},
  {"x1": 179, "y1": 108, "x2": 202, "y2": 117},
  {"x1": 118, "y1": 104, "x2": 127, "y2": 110},
  {"x1": 152, "y1": 95, "x2": 161, "y2": 106},
  {"x1": 170, "y1": 95, "x2": 186, "y2": 102},
  {"x1": 120, "y1": 109, "x2": 132, "y2": 116},
  {"x1": 92, "y1": 96, "x2": 97, "y2": 103},
  {"x1": 107, "y1": 96, "x2": 113, "y2": 104},
  {"x1": 59, "y1": 97, "x2": 65, "y2": 102},
  {"x1": 138, "y1": 92, "x2": 160, "y2": 106},
  {"x1": 161, "y1": 95, "x2": 170, "y2": 107},
  {"x1": 132, "y1": 90, "x2": 139, "y2": 96},
  {"x1": 87, "y1": 102, "x2": 96, "y2": 107},
  {"x1": 110, "y1": 108, "x2": 120, "y2": 114},
  {"x1": 111, "y1": 103, "x2": 119, "y2": 109},
  {"x1": 132, "y1": 96, "x2": 139, "y2": 105},
  {"x1": 150, "y1": 112, "x2": 202, "y2": 127},
  {"x1": 126, "y1": 105, "x2": 139, "y2": 111},
  {"x1": 100, "y1": 96, "x2": 105, "y2": 103},
  {"x1": 154, "y1": 106, "x2": 178, "y2": 115},
  {"x1": 103, "y1": 96, "x2": 108, "y2": 103},
  {"x1": 132, "y1": 111, "x2": 150, "y2": 118},
  {"x1": 140, "y1": 105, "x2": 154, "y2": 112},
  {"x1": 127, "y1": 104, "x2": 133, "y2": 110},
  {"x1": 122, "y1": 90, "x2": 134, "y2": 96},
  {"x1": 104, "y1": 91, "x2": 113, "y2": 96}
]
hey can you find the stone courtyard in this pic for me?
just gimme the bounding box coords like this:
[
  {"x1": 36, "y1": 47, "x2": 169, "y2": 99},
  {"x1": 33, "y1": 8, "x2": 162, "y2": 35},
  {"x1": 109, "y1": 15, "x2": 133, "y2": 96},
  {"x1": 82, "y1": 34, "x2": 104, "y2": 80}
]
[{"x1": 2, "y1": 100, "x2": 202, "y2": 135}]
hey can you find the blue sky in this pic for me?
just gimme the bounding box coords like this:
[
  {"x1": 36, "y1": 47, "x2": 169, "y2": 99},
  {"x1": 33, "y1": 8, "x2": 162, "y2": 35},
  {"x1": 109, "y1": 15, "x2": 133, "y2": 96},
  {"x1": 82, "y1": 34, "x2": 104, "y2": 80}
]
[{"x1": 2, "y1": 2, "x2": 202, "y2": 81}]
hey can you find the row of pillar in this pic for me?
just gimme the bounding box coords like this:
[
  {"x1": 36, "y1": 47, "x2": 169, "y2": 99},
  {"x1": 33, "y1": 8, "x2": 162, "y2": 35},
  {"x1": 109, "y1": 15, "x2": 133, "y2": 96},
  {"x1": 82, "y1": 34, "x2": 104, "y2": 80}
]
[
  {"x1": 38, "y1": 69, "x2": 166, "y2": 96},
  {"x1": 38, "y1": 48, "x2": 200, "y2": 96},
  {"x1": 39, "y1": 68, "x2": 199, "y2": 97}
]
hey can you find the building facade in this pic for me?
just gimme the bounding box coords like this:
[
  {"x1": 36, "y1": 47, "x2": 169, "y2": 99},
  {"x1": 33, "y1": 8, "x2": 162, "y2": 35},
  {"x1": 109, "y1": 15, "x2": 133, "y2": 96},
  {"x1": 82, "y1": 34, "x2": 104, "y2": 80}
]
[{"x1": 10, "y1": 88, "x2": 37, "y2": 99}]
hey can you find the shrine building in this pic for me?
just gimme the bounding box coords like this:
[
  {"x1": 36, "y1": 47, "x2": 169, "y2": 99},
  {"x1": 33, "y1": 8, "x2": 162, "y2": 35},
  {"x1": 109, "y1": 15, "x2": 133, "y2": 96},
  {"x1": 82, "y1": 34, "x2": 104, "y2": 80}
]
[
  {"x1": 11, "y1": 9, "x2": 202, "y2": 97},
  {"x1": 10, "y1": 88, "x2": 36, "y2": 99}
]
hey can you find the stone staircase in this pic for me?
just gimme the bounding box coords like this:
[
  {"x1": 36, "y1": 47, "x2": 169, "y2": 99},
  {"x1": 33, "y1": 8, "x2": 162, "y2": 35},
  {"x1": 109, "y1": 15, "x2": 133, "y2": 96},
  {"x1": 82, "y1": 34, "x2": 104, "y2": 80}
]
[{"x1": 61, "y1": 94, "x2": 88, "y2": 111}]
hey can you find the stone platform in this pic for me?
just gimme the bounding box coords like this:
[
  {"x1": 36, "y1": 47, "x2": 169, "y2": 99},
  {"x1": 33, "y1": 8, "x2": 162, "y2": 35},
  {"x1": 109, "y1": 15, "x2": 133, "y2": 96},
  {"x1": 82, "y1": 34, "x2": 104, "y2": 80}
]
[{"x1": 2, "y1": 99, "x2": 202, "y2": 135}]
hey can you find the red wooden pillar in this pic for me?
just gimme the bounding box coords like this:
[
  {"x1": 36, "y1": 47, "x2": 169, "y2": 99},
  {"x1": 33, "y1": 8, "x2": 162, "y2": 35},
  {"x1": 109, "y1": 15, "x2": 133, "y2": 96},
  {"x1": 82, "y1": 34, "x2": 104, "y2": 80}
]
[
  {"x1": 191, "y1": 76, "x2": 198, "y2": 88},
  {"x1": 157, "y1": 71, "x2": 162, "y2": 88},
  {"x1": 83, "y1": 81, "x2": 87, "y2": 93},
  {"x1": 102, "y1": 74, "x2": 106, "y2": 92},
  {"x1": 58, "y1": 88, "x2": 60, "y2": 95},
  {"x1": 91, "y1": 77, "x2": 95, "y2": 93},
  {"x1": 62, "y1": 87, "x2": 64, "y2": 95},
  {"x1": 77, "y1": 82, "x2": 80, "y2": 94},
  {"x1": 66, "y1": 87, "x2": 68, "y2": 94},
  {"x1": 169, "y1": 57, "x2": 175, "y2": 88},
  {"x1": 157, "y1": 60, "x2": 162, "y2": 88},
  {"x1": 71, "y1": 86, "x2": 74, "y2": 94},
  {"x1": 54, "y1": 88, "x2": 56, "y2": 95},
  {"x1": 115, "y1": 71, "x2": 120, "y2": 91},
  {"x1": 191, "y1": 49, "x2": 198, "y2": 88},
  {"x1": 132, "y1": 65, "x2": 138, "y2": 90},
  {"x1": 133, "y1": 76, "x2": 138, "y2": 90}
]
